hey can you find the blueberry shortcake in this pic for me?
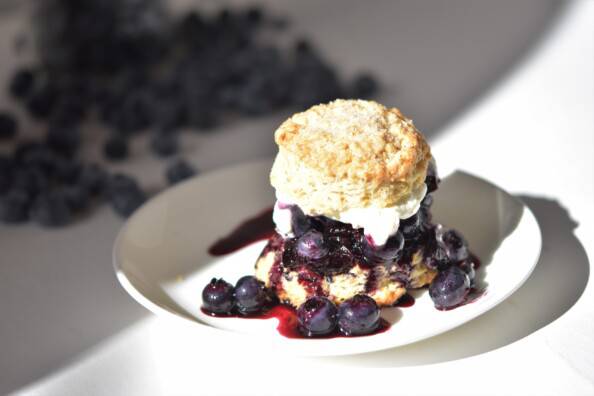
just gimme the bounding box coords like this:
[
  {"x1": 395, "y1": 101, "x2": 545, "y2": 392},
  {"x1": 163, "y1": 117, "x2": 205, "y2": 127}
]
[
  {"x1": 202, "y1": 99, "x2": 478, "y2": 337},
  {"x1": 254, "y1": 99, "x2": 475, "y2": 310}
]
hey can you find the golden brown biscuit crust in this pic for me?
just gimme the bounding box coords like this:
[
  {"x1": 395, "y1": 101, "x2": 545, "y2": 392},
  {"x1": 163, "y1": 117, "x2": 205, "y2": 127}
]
[{"x1": 270, "y1": 99, "x2": 431, "y2": 217}]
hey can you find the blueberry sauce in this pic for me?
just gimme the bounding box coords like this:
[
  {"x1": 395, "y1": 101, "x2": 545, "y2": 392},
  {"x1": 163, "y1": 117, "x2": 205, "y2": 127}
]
[
  {"x1": 202, "y1": 305, "x2": 390, "y2": 339},
  {"x1": 208, "y1": 207, "x2": 275, "y2": 256},
  {"x1": 394, "y1": 293, "x2": 415, "y2": 307}
]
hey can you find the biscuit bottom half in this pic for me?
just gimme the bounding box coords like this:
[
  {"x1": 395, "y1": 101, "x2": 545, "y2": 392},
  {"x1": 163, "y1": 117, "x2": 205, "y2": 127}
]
[{"x1": 254, "y1": 232, "x2": 438, "y2": 309}]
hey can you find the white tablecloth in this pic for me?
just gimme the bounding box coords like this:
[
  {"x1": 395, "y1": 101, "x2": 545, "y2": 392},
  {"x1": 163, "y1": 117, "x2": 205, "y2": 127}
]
[{"x1": 2, "y1": 1, "x2": 593, "y2": 395}]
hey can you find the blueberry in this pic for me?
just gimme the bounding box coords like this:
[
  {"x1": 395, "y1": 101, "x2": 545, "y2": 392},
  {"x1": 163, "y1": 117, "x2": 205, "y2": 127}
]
[
  {"x1": 61, "y1": 185, "x2": 89, "y2": 212},
  {"x1": 165, "y1": 159, "x2": 197, "y2": 185},
  {"x1": 12, "y1": 167, "x2": 50, "y2": 196},
  {"x1": 458, "y1": 260, "x2": 476, "y2": 285},
  {"x1": 337, "y1": 294, "x2": 380, "y2": 336},
  {"x1": 202, "y1": 278, "x2": 235, "y2": 315},
  {"x1": 46, "y1": 126, "x2": 80, "y2": 157},
  {"x1": 18, "y1": 144, "x2": 58, "y2": 174},
  {"x1": 421, "y1": 194, "x2": 433, "y2": 208},
  {"x1": 425, "y1": 161, "x2": 440, "y2": 193},
  {"x1": 425, "y1": 226, "x2": 453, "y2": 270},
  {"x1": 234, "y1": 275, "x2": 268, "y2": 315},
  {"x1": 0, "y1": 112, "x2": 17, "y2": 140},
  {"x1": 0, "y1": 155, "x2": 14, "y2": 193},
  {"x1": 440, "y1": 229, "x2": 469, "y2": 262},
  {"x1": 29, "y1": 192, "x2": 72, "y2": 227},
  {"x1": 13, "y1": 141, "x2": 45, "y2": 163},
  {"x1": 77, "y1": 163, "x2": 108, "y2": 195},
  {"x1": 245, "y1": 6, "x2": 263, "y2": 24},
  {"x1": 187, "y1": 108, "x2": 218, "y2": 130},
  {"x1": 325, "y1": 246, "x2": 355, "y2": 275},
  {"x1": 52, "y1": 157, "x2": 81, "y2": 184},
  {"x1": 114, "y1": 89, "x2": 156, "y2": 132},
  {"x1": 50, "y1": 96, "x2": 87, "y2": 127},
  {"x1": 26, "y1": 85, "x2": 56, "y2": 119},
  {"x1": 0, "y1": 169, "x2": 11, "y2": 195},
  {"x1": 109, "y1": 184, "x2": 146, "y2": 218},
  {"x1": 9, "y1": 68, "x2": 35, "y2": 98},
  {"x1": 290, "y1": 205, "x2": 311, "y2": 237},
  {"x1": 107, "y1": 173, "x2": 146, "y2": 217},
  {"x1": 400, "y1": 212, "x2": 423, "y2": 240},
  {"x1": 351, "y1": 73, "x2": 378, "y2": 98},
  {"x1": 297, "y1": 296, "x2": 338, "y2": 337},
  {"x1": 0, "y1": 189, "x2": 30, "y2": 223},
  {"x1": 429, "y1": 266, "x2": 470, "y2": 309},
  {"x1": 103, "y1": 135, "x2": 129, "y2": 161},
  {"x1": 365, "y1": 232, "x2": 404, "y2": 264},
  {"x1": 150, "y1": 132, "x2": 178, "y2": 157},
  {"x1": 108, "y1": 173, "x2": 139, "y2": 192},
  {"x1": 297, "y1": 230, "x2": 328, "y2": 260}
]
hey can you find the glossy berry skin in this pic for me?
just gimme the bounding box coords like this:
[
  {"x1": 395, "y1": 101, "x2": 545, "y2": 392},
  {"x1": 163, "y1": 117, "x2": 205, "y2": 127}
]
[
  {"x1": 400, "y1": 212, "x2": 423, "y2": 240},
  {"x1": 234, "y1": 275, "x2": 268, "y2": 315},
  {"x1": 337, "y1": 294, "x2": 380, "y2": 336},
  {"x1": 425, "y1": 161, "x2": 439, "y2": 193},
  {"x1": 429, "y1": 266, "x2": 470, "y2": 309},
  {"x1": 297, "y1": 230, "x2": 328, "y2": 260},
  {"x1": 421, "y1": 194, "x2": 433, "y2": 208},
  {"x1": 458, "y1": 260, "x2": 476, "y2": 285},
  {"x1": 290, "y1": 205, "x2": 311, "y2": 237},
  {"x1": 297, "y1": 296, "x2": 338, "y2": 337},
  {"x1": 364, "y1": 232, "x2": 404, "y2": 264},
  {"x1": 202, "y1": 278, "x2": 235, "y2": 315},
  {"x1": 440, "y1": 229, "x2": 469, "y2": 262},
  {"x1": 426, "y1": 237, "x2": 451, "y2": 270}
]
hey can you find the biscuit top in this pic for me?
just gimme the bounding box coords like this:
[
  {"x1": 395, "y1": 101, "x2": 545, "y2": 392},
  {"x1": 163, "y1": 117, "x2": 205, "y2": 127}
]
[{"x1": 270, "y1": 99, "x2": 431, "y2": 219}]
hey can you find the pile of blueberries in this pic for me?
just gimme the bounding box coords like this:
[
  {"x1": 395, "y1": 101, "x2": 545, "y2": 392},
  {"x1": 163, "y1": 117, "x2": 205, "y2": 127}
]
[
  {"x1": 0, "y1": 0, "x2": 378, "y2": 227},
  {"x1": 279, "y1": 164, "x2": 477, "y2": 310},
  {"x1": 202, "y1": 276, "x2": 381, "y2": 337}
]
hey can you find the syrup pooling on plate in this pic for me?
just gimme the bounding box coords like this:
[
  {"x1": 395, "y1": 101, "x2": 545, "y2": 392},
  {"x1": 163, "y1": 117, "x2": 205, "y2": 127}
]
[
  {"x1": 201, "y1": 304, "x2": 391, "y2": 339},
  {"x1": 208, "y1": 207, "x2": 275, "y2": 256}
]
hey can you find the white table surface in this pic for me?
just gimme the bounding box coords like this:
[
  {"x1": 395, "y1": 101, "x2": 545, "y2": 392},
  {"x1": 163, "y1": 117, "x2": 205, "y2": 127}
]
[{"x1": 2, "y1": 1, "x2": 593, "y2": 395}]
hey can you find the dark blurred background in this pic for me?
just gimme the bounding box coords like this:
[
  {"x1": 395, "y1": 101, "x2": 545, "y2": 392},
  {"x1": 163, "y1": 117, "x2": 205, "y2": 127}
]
[{"x1": 0, "y1": 1, "x2": 565, "y2": 394}]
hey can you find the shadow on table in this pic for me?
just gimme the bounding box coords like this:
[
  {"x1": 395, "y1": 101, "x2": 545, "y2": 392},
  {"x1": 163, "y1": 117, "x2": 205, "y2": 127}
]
[{"x1": 322, "y1": 195, "x2": 589, "y2": 367}]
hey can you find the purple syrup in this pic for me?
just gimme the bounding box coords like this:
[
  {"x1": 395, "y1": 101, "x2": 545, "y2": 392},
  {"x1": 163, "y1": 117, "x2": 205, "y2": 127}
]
[
  {"x1": 208, "y1": 207, "x2": 275, "y2": 256},
  {"x1": 394, "y1": 293, "x2": 415, "y2": 307},
  {"x1": 201, "y1": 304, "x2": 391, "y2": 339}
]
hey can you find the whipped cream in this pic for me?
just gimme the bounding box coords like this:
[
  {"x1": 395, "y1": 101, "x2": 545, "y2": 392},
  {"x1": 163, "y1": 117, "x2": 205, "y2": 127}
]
[
  {"x1": 272, "y1": 184, "x2": 427, "y2": 245},
  {"x1": 272, "y1": 200, "x2": 293, "y2": 237}
]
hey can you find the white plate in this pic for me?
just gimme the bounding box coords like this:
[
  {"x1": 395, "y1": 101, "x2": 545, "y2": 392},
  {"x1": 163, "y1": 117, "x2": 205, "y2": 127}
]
[{"x1": 114, "y1": 158, "x2": 541, "y2": 357}]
